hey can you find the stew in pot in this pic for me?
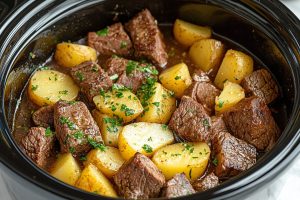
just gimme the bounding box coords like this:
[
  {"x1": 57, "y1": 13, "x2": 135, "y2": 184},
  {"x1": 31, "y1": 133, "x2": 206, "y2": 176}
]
[{"x1": 13, "y1": 9, "x2": 281, "y2": 199}]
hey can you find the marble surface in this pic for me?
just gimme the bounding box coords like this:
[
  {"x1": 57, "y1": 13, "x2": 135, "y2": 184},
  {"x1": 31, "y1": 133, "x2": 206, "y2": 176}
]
[{"x1": 1, "y1": 1, "x2": 300, "y2": 200}]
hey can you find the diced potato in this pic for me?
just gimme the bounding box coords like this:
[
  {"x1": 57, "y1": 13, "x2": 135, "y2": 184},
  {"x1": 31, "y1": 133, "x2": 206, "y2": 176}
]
[
  {"x1": 173, "y1": 19, "x2": 212, "y2": 47},
  {"x1": 118, "y1": 122, "x2": 174, "y2": 160},
  {"x1": 28, "y1": 70, "x2": 79, "y2": 106},
  {"x1": 152, "y1": 142, "x2": 210, "y2": 181},
  {"x1": 92, "y1": 110, "x2": 122, "y2": 147},
  {"x1": 54, "y1": 42, "x2": 97, "y2": 68},
  {"x1": 159, "y1": 63, "x2": 192, "y2": 98},
  {"x1": 189, "y1": 39, "x2": 225, "y2": 73},
  {"x1": 50, "y1": 153, "x2": 81, "y2": 185},
  {"x1": 137, "y1": 82, "x2": 176, "y2": 124},
  {"x1": 75, "y1": 164, "x2": 117, "y2": 197},
  {"x1": 215, "y1": 81, "x2": 245, "y2": 113},
  {"x1": 84, "y1": 147, "x2": 125, "y2": 178},
  {"x1": 93, "y1": 87, "x2": 143, "y2": 123},
  {"x1": 214, "y1": 50, "x2": 254, "y2": 89}
]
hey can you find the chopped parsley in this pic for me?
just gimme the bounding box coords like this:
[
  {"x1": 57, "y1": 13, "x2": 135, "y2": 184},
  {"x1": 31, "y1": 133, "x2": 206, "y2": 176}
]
[
  {"x1": 137, "y1": 77, "x2": 157, "y2": 109},
  {"x1": 69, "y1": 146, "x2": 75, "y2": 154},
  {"x1": 218, "y1": 100, "x2": 224, "y2": 108},
  {"x1": 96, "y1": 27, "x2": 109, "y2": 36},
  {"x1": 212, "y1": 157, "x2": 218, "y2": 166},
  {"x1": 75, "y1": 71, "x2": 84, "y2": 82},
  {"x1": 202, "y1": 118, "x2": 211, "y2": 129},
  {"x1": 73, "y1": 130, "x2": 84, "y2": 139},
  {"x1": 142, "y1": 144, "x2": 153, "y2": 153},
  {"x1": 31, "y1": 85, "x2": 38, "y2": 91},
  {"x1": 152, "y1": 102, "x2": 160, "y2": 107},
  {"x1": 45, "y1": 127, "x2": 53, "y2": 137},
  {"x1": 99, "y1": 89, "x2": 105, "y2": 97},
  {"x1": 29, "y1": 52, "x2": 36, "y2": 59},
  {"x1": 126, "y1": 60, "x2": 139, "y2": 75},
  {"x1": 161, "y1": 124, "x2": 168, "y2": 130},
  {"x1": 110, "y1": 104, "x2": 117, "y2": 111},
  {"x1": 120, "y1": 41, "x2": 127, "y2": 49},
  {"x1": 87, "y1": 137, "x2": 106, "y2": 151},
  {"x1": 79, "y1": 155, "x2": 87, "y2": 161},
  {"x1": 59, "y1": 117, "x2": 76, "y2": 130},
  {"x1": 175, "y1": 76, "x2": 181, "y2": 80},
  {"x1": 92, "y1": 65, "x2": 99, "y2": 72},
  {"x1": 59, "y1": 90, "x2": 68, "y2": 95},
  {"x1": 103, "y1": 117, "x2": 123, "y2": 133},
  {"x1": 68, "y1": 101, "x2": 77, "y2": 105},
  {"x1": 40, "y1": 66, "x2": 49, "y2": 70},
  {"x1": 147, "y1": 137, "x2": 153, "y2": 141},
  {"x1": 182, "y1": 143, "x2": 194, "y2": 154},
  {"x1": 120, "y1": 104, "x2": 135, "y2": 116},
  {"x1": 126, "y1": 60, "x2": 158, "y2": 76}
]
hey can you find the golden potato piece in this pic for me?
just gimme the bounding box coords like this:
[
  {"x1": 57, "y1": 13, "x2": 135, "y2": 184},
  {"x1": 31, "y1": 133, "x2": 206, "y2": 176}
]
[
  {"x1": 50, "y1": 153, "x2": 81, "y2": 185},
  {"x1": 93, "y1": 86, "x2": 143, "y2": 123},
  {"x1": 173, "y1": 19, "x2": 212, "y2": 47},
  {"x1": 152, "y1": 142, "x2": 210, "y2": 181},
  {"x1": 75, "y1": 164, "x2": 117, "y2": 197},
  {"x1": 92, "y1": 110, "x2": 122, "y2": 147},
  {"x1": 215, "y1": 81, "x2": 245, "y2": 114},
  {"x1": 189, "y1": 39, "x2": 225, "y2": 73},
  {"x1": 159, "y1": 63, "x2": 192, "y2": 98},
  {"x1": 214, "y1": 50, "x2": 254, "y2": 89},
  {"x1": 28, "y1": 70, "x2": 79, "y2": 106},
  {"x1": 137, "y1": 82, "x2": 176, "y2": 124},
  {"x1": 119, "y1": 122, "x2": 174, "y2": 160},
  {"x1": 84, "y1": 147, "x2": 125, "y2": 178},
  {"x1": 54, "y1": 42, "x2": 97, "y2": 68}
]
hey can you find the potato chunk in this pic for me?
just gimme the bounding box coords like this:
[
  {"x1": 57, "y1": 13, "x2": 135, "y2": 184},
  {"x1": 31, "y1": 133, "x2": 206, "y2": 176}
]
[
  {"x1": 28, "y1": 70, "x2": 79, "y2": 106},
  {"x1": 189, "y1": 39, "x2": 225, "y2": 73},
  {"x1": 75, "y1": 164, "x2": 117, "y2": 197},
  {"x1": 215, "y1": 81, "x2": 245, "y2": 113},
  {"x1": 152, "y1": 142, "x2": 210, "y2": 181},
  {"x1": 159, "y1": 63, "x2": 192, "y2": 98},
  {"x1": 50, "y1": 153, "x2": 81, "y2": 185},
  {"x1": 214, "y1": 50, "x2": 254, "y2": 89},
  {"x1": 54, "y1": 43, "x2": 97, "y2": 68},
  {"x1": 173, "y1": 19, "x2": 212, "y2": 47},
  {"x1": 137, "y1": 82, "x2": 176, "y2": 124},
  {"x1": 92, "y1": 110, "x2": 122, "y2": 147},
  {"x1": 118, "y1": 122, "x2": 174, "y2": 160},
  {"x1": 84, "y1": 147, "x2": 125, "y2": 178},
  {"x1": 93, "y1": 86, "x2": 143, "y2": 123}
]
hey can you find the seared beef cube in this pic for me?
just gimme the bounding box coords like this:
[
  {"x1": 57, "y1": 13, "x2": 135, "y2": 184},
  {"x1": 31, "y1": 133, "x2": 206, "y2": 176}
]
[
  {"x1": 211, "y1": 116, "x2": 228, "y2": 133},
  {"x1": 192, "y1": 172, "x2": 219, "y2": 191},
  {"x1": 21, "y1": 127, "x2": 55, "y2": 168},
  {"x1": 162, "y1": 173, "x2": 195, "y2": 198},
  {"x1": 32, "y1": 105, "x2": 54, "y2": 128},
  {"x1": 192, "y1": 69, "x2": 211, "y2": 82},
  {"x1": 169, "y1": 96, "x2": 212, "y2": 142},
  {"x1": 70, "y1": 61, "x2": 112, "y2": 102},
  {"x1": 113, "y1": 153, "x2": 165, "y2": 199},
  {"x1": 125, "y1": 9, "x2": 168, "y2": 67},
  {"x1": 54, "y1": 101, "x2": 103, "y2": 155},
  {"x1": 184, "y1": 82, "x2": 220, "y2": 115},
  {"x1": 88, "y1": 22, "x2": 133, "y2": 56},
  {"x1": 223, "y1": 97, "x2": 280, "y2": 150},
  {"x1": 106, "y1": 57, "x2": 158, "y2": 92},
  {"x1": 212, "y1": 131, "x2": 256, "y2": 179},
  {"x1": 241, "y1": 69, "x2": 279, "y2": 104}
]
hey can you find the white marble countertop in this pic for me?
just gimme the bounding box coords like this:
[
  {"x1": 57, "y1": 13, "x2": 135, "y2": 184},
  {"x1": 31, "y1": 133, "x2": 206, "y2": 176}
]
[{"x1": 1, "y1": 1, "x2": 300, "y2": 200}]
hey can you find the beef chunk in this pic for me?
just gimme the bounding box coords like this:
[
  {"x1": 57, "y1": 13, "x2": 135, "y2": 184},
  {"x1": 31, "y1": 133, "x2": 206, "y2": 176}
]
[
  {"x1": 113, "y1": 153, "x2": 165, "y2": 199},
  {"x1": 88, "y1": 22, "x2": 133, "y2": 56},
  {"x1": 21, "y1": 127, "x2": 55, "y2": 168},
  {"x1": 192, "y1": 69, "x2": 211, "y2": 82},
  {"x1": 241, "y1": 69, "x2": 279, "y2": 104},
  {"x1": 125, "y1": 9, "x2": 168, "y2": 67},
  {"x1": 32, "y1": 105, "x2": 54, "y2": 128},
  {"x1": 169, "y1": 96, "x2": 212, "y2": 142},
  {"x1": 212, "y1": 131, "x2": 256, "y2": 179},
  {"x1": 223, "y1": 97, "x2": 280, "y2": 150},
  {"x1": 106, "y1": 57, "x2": 158, "y2": 92},
  {"x1": 53, "y1": 101, "x2": 103, "y2": 155},
  {"x1": 184, "y1": 82, "x2": 220, "y2": 115},
  {"x1": 211, "y1": 116, "x2": 228, "y2": 133},
  {"x1": 192, "y1": 172, "x2": 219, "y2": 191},
  {"x1": 162, "y1": 173, "x2": 195, "y2": 198},
  {"x1": 70, "y1": 61, "x2": 112, "y2": 102}
]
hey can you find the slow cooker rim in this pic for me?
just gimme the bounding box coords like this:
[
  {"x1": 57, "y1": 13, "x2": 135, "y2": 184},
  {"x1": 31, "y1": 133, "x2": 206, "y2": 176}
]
[{"x1": 0, "y1": 0, "x2": 300, "y2": 200}]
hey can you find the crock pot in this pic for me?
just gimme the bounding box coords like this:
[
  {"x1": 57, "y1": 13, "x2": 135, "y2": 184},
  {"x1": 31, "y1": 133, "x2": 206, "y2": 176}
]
[{"x1": 0, "y1": 0, "x2": 300, "y2": 199}]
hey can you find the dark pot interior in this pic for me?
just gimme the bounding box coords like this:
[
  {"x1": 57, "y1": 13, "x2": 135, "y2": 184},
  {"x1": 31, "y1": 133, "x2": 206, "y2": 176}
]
[{"x1": 0, "y1": 0, "x2": 300, "y2": 199}]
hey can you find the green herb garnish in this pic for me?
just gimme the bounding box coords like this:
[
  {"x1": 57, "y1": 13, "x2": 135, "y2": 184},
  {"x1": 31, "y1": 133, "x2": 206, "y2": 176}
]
[
  {"x1": 120, "y1": 41, "x2": 127, "y2": 49},
  {"x1": 75, "y1": 71, "x2": 84, "y2": 82},
  {"x1": 142, "y1": 144, "x2": 153, "y2": 153},
  {"x1": 45, "y1": 127, "x2": 53, "y2": 137},
  {"x1": 175, "y1": 76, "x2": 181, "y2": 80},
  {"x1": 96, "y1": 27, "x2": 109, "y2": 36},
  {"x1": 31, "y1": 85, "x2": 38, "y2": 91},
  {"x1": 212, "y1": 157, "x2": 218, "y2": 166},
  {"x1": 87, "y1": 137, "x2": 106, "y2": 151},
  {"x1": 59, "y1": 116, "x2": 76, "y2": 130}
]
